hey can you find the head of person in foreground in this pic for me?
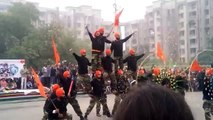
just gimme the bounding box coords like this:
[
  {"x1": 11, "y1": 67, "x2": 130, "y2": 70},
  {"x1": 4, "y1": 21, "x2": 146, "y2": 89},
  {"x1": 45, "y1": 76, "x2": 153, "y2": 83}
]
[{"x1": 114, "y1": 84, "x2": 194, "y2": 120}]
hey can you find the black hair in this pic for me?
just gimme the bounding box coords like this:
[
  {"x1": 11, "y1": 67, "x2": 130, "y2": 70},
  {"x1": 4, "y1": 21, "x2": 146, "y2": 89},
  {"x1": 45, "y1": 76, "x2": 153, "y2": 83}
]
[{"x1": 114, "y1": 84, "x2": 194, "y2": 120}]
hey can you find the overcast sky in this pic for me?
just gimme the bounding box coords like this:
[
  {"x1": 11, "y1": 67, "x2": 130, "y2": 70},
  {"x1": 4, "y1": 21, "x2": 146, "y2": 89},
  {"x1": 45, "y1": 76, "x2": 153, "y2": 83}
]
[{"x1": 26, "y1": 0, "x2": 155, "y2": 22}]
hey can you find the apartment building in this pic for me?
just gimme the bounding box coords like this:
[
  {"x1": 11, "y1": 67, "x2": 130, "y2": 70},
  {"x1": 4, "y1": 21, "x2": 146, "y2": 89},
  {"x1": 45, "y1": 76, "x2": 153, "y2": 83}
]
[
  {"x1": 61, "y1": 5, "x2": 102, "y2": 40},
  {"x1": 144, "y1": 0, "x2": 213, "y2": 63}
]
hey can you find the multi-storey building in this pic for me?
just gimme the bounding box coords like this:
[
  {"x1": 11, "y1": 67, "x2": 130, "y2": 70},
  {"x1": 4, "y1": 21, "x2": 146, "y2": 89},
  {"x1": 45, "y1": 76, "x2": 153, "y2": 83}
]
[
  {"x1": 144, "y1": 0, "x2": 213, "y2": 63},
  {"x1": 61, "y1": 5, "x2": 102, "y2": 40},
  {"x1": 123, "y1": 20, "x2": 146, "y2": 54}
]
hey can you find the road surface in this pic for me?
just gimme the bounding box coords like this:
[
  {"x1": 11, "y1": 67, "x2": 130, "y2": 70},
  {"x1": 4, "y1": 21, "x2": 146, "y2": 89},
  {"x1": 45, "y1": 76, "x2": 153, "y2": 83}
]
[{"x1": 0, "y1": 92, "x2": 205, "y2": 120}]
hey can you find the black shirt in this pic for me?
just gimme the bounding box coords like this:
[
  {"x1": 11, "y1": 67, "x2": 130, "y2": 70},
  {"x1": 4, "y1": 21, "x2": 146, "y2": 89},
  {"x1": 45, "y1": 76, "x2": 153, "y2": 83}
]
[
  {"x1": 73, "y1": 53, "x2": 91, "y2": 74},
  {"x1": 111, "y1": 33, "x2": 133, "y2": 57},
  {"x1": 91, "y1": 78, "x2": 105, "y2": 97},
  {"x1": 86, "y1": 28, "x2": 111, "y2": 53},
  {"x1": 123, "y1": 54, "x2": 145, "y2": 72},
  {"x1": 101, "y1": 56, "x2": 115, "y2": 73}
]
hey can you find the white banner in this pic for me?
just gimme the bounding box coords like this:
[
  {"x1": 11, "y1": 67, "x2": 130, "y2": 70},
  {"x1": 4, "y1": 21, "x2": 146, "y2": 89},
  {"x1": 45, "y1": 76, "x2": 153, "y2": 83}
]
[{"x1": 0, "y1": 59, "x2": 25, "y2": 78}]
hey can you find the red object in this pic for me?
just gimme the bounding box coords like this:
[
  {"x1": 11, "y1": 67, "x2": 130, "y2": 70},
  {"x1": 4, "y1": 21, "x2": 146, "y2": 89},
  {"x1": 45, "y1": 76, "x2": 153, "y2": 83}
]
[
  {"x1": 205, "y1": 68, "x2": 213, "y2": 76},
  {"x1": 117, "y1": 69, "x2": 124, "y2": 75},
  {"x1": 56, "y1": 88, "x2": 65, "y2": 97},
  {"x1": 31, "y1": 68, "x2": 47, "y2": 98},
  {"x1": 51, "y1": 84, "x2": 60, "y2": 92},
  {"x1": 95, "y1": 70, "x2": 102, "y2": 78},
  {"x1": 138, "y1": 69, "x2": 145, "y2": 76},
  {"x1": 114, "y1": 32, "x2": 120, "y2": 39},
  {"x1": 63, "y1": 71, "x2": 70, "y2": 78},
  {"x1": 129, "y1": 49, "x2": 135, "y2": 55},
  {"x1": 68, "y1": 80, "x2": 74, "y2": 96},
  {"x1": 94, "y1": 30, "x2": 100, "y2": 37},
  {"x1": 156, "y1": 42, "x2": 166, "y2": 63},
  {"x1": 153, "y1": 67, "x2": 160, "y2": 76},
  {"x1": 105, "y1": 49, "x2": 111, "y2": 56},
  {"x1": 98, "y1": 27, "x2": 105, "y2": 34},
  {"x1": 114, "y1": 9, "x2": 124, "y2": 27},
  {"x1": 80, "y1": 49, "x2": 86, "y2": 56},
  {"x1": 190, "y1": 59, "x2": 202, "y2": 72},
  {"x1": 52, "y1": 37, "x2": 60, "y2": 65}
]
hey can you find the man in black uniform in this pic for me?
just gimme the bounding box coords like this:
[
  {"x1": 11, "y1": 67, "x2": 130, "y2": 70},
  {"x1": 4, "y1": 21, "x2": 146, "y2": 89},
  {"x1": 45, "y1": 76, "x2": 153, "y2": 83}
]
[
  {"x1": 84, "y1": 70, "x2": 111, "y2": 119},
  {"x1": 73, "y1": 49, "x2": 91, "y2": 94},
  {"x1": 203, "y1": 68, "x2": 213, "y2": 120},
  {"x1": 123, "y1": 49, "x2": 145, "y2": 81},
  {"x1": 60, "y1": 71, "x2": 84, "y2": 120},
  {"x1": 85, "y1": 26, "x2": 111, "y2": 71},
  {"x1": 111, "y1": 69, "x2": 130, "y2": 115},
  {"x1": 111, "y1": 32, "x2": 135, "y2": 71},
  {"x1": 46, "y1": 88, "x2": 72, "y2": 120}
]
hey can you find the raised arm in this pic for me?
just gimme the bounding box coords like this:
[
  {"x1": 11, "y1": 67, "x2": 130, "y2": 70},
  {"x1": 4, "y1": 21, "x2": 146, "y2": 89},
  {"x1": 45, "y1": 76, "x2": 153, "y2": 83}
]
[
  {"x1": 121, "y1": 33, "x2": 134, "y2": 43},
  {"x1": 104, "y1": 37, "x2": 112, "y2": 43},
  {"x1": 123, "y1": 56, "x2": 128, "y2": 63},
  {"x1": 136, "y1": 53, "x2": 145, "y2": 60},
  {"x1": 85, "y1": 26, "x2": 94, "y2": 41},
  {"x1": 72, "y1": 53, "x2": 80, "y2": 62}
]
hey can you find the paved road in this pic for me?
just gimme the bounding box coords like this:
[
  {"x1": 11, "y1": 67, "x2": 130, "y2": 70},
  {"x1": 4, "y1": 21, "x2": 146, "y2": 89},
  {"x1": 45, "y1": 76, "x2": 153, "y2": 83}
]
[{"x1": 0, "y1": 92, "x2": 206, "y2": 120}]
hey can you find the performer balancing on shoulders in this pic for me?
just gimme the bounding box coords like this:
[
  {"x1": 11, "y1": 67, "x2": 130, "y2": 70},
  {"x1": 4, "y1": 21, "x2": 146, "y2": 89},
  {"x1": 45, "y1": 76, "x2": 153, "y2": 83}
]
[
  {"x1": 111, "y1": 32, "x2": 135, "y2": 71},
  {"x1": 123, "y1": 49, "x2": 145, "y2": 83},
  {"x1": 72, "y1": 49, "x2": 92, "y2": 94},
  {"x1": 85, "y1": 26, "x2": 111, "y2": 71}
]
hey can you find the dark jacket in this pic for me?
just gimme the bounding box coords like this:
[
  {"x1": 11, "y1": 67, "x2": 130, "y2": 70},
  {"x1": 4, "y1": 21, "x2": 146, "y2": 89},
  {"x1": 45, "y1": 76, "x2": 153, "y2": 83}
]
[
  {"x1": 59, "y1": 77, "x2": 77, "y2": 97},
  {"x1": 86, "y1": 28, "x2": 111, "y2": 53},
  {"x1": 101, "y1": 56, "x2": 115, "y2": 73},
  {"x1": 111, "y1": 34, "x2": 133, "y2": 57},
  {"x1": 73, "y1": 53, "x2": 91, "y2": 74},
  {"x1": 46, "y1": 98, "x2": 67, "y2": 119},
  {"x1": 44, "y1": 92, "x2": 57, "y2": 111},
  {"x1": 111, "y1": 76, "x2": 129, "y2": 94},
  {"x1": 123, "y1": 54, "x2": 145, "y2": 72},
  {"x1": 203, "y1": 77, "x2": 213, "y2": 100},
  {"x1": 91, "y1": 77, "x2": 105, "y2": 97}
]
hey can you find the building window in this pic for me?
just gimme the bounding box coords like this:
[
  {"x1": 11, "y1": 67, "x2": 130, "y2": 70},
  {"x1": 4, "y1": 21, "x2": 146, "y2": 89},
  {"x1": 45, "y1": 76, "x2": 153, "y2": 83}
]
[
  {"x1": 156, "y1": 10, "x2": 160, "y2": 16},
  {"x1": 190, "y1": 30, "x2": 196, "y2": 36},
  {"x1": 189, "y1": 11, "x2": 196, "y2": 17},
  {"x1": 179, "y1": 4, "x2": 183, "y2": 10},
  {"x1": 205, "y1": 19, "x2": 209, "y2": 25},
  {"x1": 180, "y1": 40, "x2": 185, "y2": 45},
  {"x1": 205, "y1": 27, "x2": 210, "y2": 35},
  {"x1": 190, "y1": 48, "x2": 196, "y2": 53},
  {"x1": 179, "y1": 13, "x2": 184, "y2": 18},
  {"x1": 189, "y1": 2, "x2": 196, "y2": 9},
  {"x1": 157, "y1": 26, "x2": 161, "y2": 32},
  {"x1": 190, "y1": 39, "x2": 196, "y2": 44},
  {"x1": 179, "y1": 22, "x2": 184, "y2": 28},
  {"x1": 189, "y1": 20, "x2": 196, "y2": 28},
  {"x1": 181, "y1": 49, "x2": 185, "y2": 54},
  {"x1": 205, "y1": 0, "x2": 209, "y2": 6},
  {"x1": 205, "y1": 9, "x2": 209, "y2": 15},
  {"x1": 181, "y1": 57, "x2": 185, "y2": 63},
  {"x1": 179, "y1": 31, "x2": 184, "y2": 36}
]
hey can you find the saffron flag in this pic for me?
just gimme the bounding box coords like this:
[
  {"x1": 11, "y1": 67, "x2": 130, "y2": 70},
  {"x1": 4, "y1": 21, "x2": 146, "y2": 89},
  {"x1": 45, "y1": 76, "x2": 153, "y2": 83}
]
[
  {"x1": 114, "y1": 8, "x2": 124, "y2": 31},
  {"x1": 31, "y1": 68, "x2": 47, "y2": 98},
  {"x1": 52, "y1": 37, "x2": 60, "y2": 65},
  {"x1": 156, "y1": 42, "x2": 166, "y2": 63},
  {"x1": 190, "y1": 59, "x2": 202, "y2": 71}
]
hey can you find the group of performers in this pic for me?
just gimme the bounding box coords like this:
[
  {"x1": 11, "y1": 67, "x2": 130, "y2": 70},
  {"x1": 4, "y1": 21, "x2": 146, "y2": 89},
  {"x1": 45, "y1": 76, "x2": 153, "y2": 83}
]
[{"x1": 41, "y1": 26, "x2": 213, "y2": 120}]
